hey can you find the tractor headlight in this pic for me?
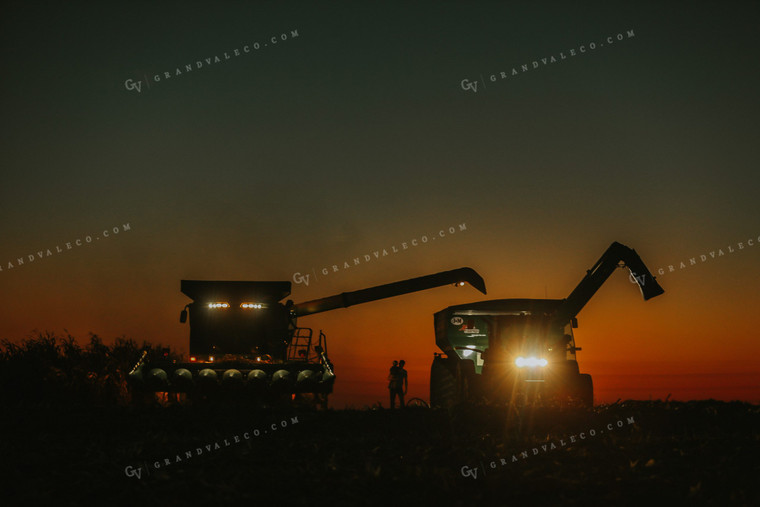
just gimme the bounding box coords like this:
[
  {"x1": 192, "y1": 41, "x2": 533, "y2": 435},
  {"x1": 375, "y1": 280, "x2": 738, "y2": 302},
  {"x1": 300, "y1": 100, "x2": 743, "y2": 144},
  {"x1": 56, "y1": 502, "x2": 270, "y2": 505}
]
[
  {"x1": 240, "y1": 302, "x2": 264, "y2": 309},
  {"x1": 515, "y1": 356, "x2": 548, "y2": 368},
  {"x1": 208, "y1": 302, "x2": 230, "y2": 309}
]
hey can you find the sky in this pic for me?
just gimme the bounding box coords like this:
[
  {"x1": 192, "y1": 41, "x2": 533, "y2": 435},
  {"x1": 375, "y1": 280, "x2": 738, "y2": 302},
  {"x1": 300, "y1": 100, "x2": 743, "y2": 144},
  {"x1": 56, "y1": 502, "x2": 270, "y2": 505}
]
[{"x1": 1, "y1": 0, "x2": 759, "y2": 407}]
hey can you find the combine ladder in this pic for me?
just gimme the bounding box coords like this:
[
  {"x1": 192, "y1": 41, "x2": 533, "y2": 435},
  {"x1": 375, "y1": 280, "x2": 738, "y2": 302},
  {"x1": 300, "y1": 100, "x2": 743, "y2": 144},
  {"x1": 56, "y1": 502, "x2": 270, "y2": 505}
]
[{"x1": 287, "y1": 327, "x2": 313, "y2": 362}]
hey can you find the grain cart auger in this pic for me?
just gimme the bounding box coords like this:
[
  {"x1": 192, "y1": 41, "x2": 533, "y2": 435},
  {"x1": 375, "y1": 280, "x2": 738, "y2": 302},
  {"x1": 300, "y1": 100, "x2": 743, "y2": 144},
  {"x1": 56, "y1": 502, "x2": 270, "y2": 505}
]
[
  {"x1": 430, "y1": 242, "x2": 664, "y2": 409},
  {"x1": 128, "y1": 267, "x2": 486, "y2": 408}
]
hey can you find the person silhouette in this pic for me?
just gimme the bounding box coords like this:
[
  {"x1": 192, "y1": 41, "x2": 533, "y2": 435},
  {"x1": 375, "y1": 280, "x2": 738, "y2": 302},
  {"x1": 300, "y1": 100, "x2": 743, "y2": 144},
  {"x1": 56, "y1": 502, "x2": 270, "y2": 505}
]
[
  {"x1": 388, "y1": 360, "x2": 403, "y2": 408},
  {"x1": 398, "y1": 360, "x2": 408, "y2": 407}
]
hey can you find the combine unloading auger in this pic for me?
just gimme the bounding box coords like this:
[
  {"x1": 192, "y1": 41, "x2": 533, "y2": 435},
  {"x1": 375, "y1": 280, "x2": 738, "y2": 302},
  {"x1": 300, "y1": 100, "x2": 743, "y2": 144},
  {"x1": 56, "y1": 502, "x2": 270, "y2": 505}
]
[
  {"x1": 294, "y1": 267, "x2": 486, "y2": 316},
  {"x1": 129, "y1": 267, "x2": 486, "y2": 407}
]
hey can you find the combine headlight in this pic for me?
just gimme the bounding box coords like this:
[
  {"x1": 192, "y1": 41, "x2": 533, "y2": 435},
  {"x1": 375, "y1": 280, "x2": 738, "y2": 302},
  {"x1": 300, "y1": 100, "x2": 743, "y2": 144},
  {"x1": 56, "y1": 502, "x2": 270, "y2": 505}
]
[
  {"x1": 208, "y1": 302, "x2": 230, "y2": 309},
  {"x1": 240, "y1": 302, "x2": 264, "y2": 309},
  {"x1": 515, "y1": 356, "x2": 548, "y2": 368}
]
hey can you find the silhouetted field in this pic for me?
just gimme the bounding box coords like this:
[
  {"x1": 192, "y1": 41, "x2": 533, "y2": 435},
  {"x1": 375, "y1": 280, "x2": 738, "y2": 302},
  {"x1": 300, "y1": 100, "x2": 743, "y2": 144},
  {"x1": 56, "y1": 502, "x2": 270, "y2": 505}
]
[{"x1": 1, "y1": 335, "x2": 757, "y2": 506}]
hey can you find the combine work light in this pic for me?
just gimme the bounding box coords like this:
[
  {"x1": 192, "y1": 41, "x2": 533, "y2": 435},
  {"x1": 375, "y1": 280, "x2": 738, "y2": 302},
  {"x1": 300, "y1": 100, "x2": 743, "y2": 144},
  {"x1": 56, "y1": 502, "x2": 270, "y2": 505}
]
[{"x1": 208, "y1": 302, "x2": 230, "y2": 309}]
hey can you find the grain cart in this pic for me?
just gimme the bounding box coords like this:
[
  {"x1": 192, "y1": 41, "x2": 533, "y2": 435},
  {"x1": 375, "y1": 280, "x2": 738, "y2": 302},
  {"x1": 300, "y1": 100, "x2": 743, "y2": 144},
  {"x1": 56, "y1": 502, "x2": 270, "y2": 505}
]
[
  {"x1": 430, "y1": 242, "x2": 663, "y2": 408},
  {"x1": 129, "y1": 267, "x2": 486, "y2": 407}
]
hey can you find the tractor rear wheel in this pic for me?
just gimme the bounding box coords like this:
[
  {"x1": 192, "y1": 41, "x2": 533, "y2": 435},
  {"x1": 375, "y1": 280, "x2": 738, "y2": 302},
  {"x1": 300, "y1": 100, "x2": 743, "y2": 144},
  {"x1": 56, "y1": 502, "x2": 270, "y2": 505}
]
[
  {"x1": 430, "y1": 357, "x2": 457, "y2": 409},
  {"x1": 430, "y1": 356, "x2": 473, "y2": 408}
]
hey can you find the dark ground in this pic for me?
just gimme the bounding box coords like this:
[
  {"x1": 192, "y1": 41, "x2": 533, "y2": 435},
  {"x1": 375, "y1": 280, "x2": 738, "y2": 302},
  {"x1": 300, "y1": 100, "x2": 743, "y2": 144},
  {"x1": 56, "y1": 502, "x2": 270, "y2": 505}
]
[
  {"x1": 2, "y1": 399, "x2": 758, "y2": 506},
  {"x1": 1, "y1": 336, "x2": 757, "y2": 506}
]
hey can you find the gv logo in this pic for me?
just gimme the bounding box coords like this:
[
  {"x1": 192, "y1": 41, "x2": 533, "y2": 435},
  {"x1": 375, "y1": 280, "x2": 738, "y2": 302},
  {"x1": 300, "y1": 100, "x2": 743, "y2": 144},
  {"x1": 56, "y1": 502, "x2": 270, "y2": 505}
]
[
  {"x1": 124, "y1": 465, "x2": 143, "y2": 479},
  {"x1": 628, "y1": 272, "x2": 646, "y2": 285},
  {"x1": 124, "y1": 78, "x2": 143, "y2": 93},
  {"x1": 460, "y1": 465, "x2": 479, "y2": 479},
  {"x1": 460, "y1": 78, "x2": 479, "y2": 93},
  {"x1": 293, "y1": 272, "x2": 310, "y2": 286}
]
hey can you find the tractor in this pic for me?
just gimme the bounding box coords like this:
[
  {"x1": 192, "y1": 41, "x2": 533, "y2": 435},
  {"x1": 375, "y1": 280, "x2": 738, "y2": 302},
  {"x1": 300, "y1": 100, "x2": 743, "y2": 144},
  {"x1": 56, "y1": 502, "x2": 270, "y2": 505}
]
[{"x1": 430, "y1": 242, "x2": 664, "y2": 408}]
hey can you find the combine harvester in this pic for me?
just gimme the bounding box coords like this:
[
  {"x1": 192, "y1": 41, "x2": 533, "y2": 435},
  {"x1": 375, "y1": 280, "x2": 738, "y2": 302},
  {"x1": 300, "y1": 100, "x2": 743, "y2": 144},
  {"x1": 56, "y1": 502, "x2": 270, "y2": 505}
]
[
  {"x1": 430, "y1": 242, "x2": 664, "y2": 408},
  {"x1": 129, "y1": 268, "x2": 486, "y2": 407}
]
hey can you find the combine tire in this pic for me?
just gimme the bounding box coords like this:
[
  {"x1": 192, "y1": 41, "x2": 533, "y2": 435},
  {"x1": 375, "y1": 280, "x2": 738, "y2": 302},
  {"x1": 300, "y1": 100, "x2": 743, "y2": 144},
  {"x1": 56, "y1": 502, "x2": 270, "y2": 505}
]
[
  {"x1": 430, "y1": 358, "x2": 457, "y2": 409},
  {"x1": 291, "y1": 392, "x2": 329, "y2": 410},
  {"x1": 577, "y1": 374, "x2": 593, "y2": 408}
]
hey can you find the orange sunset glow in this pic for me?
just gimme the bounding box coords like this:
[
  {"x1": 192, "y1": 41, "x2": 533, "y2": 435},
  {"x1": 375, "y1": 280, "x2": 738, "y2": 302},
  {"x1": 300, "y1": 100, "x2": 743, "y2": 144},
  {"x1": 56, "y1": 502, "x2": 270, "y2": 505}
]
[{"x1": 3, "y1": 226, "x2": 758, "y2": 407}]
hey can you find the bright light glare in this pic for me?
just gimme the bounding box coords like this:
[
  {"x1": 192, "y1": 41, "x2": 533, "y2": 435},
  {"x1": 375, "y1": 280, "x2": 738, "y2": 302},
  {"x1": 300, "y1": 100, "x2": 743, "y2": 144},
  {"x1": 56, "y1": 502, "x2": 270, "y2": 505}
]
[
  {"x1": 208, "y1": 302, "x2": 230, "y2": 309},
  {"x1": 240, "y1": 303, "x2": 263, "y2": 309},
  {"x1": 515, "y1": 356, "x2": 548, "y2": 368},
  {"x1": 462, "y1": 350, "x2": 473, "y2": 357}
]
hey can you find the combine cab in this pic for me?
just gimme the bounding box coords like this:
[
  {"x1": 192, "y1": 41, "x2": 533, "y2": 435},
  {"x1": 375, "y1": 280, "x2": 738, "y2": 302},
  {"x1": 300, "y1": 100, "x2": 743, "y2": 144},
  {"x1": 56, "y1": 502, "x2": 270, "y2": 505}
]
[
  {"x1": 129, "y1": 268, "x2": 487, "y2": 407},
  {"x1": 430, "y1": 242, "x2": 664, "y2": 408}
]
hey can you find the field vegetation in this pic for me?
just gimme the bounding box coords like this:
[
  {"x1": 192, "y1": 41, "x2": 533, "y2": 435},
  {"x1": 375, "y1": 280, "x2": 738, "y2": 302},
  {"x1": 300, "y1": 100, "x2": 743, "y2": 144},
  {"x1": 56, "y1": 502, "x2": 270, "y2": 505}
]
[{"x1": 1, "y1": 333, "x2": 756, "y2": 506}]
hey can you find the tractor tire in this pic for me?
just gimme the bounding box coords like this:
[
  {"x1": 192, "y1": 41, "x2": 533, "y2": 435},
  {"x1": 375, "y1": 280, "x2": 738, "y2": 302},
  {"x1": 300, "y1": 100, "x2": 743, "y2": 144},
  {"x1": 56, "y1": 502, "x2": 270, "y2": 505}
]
[
  {"x1": 458, "y1": 359, "x2": 476, "y2": 399},
  {"x1": 430, "y1": 357, "x2": 457, "y2": 409},
  {"x1": 577, "y1": 374, "x2": 593, "y2": 408}
]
